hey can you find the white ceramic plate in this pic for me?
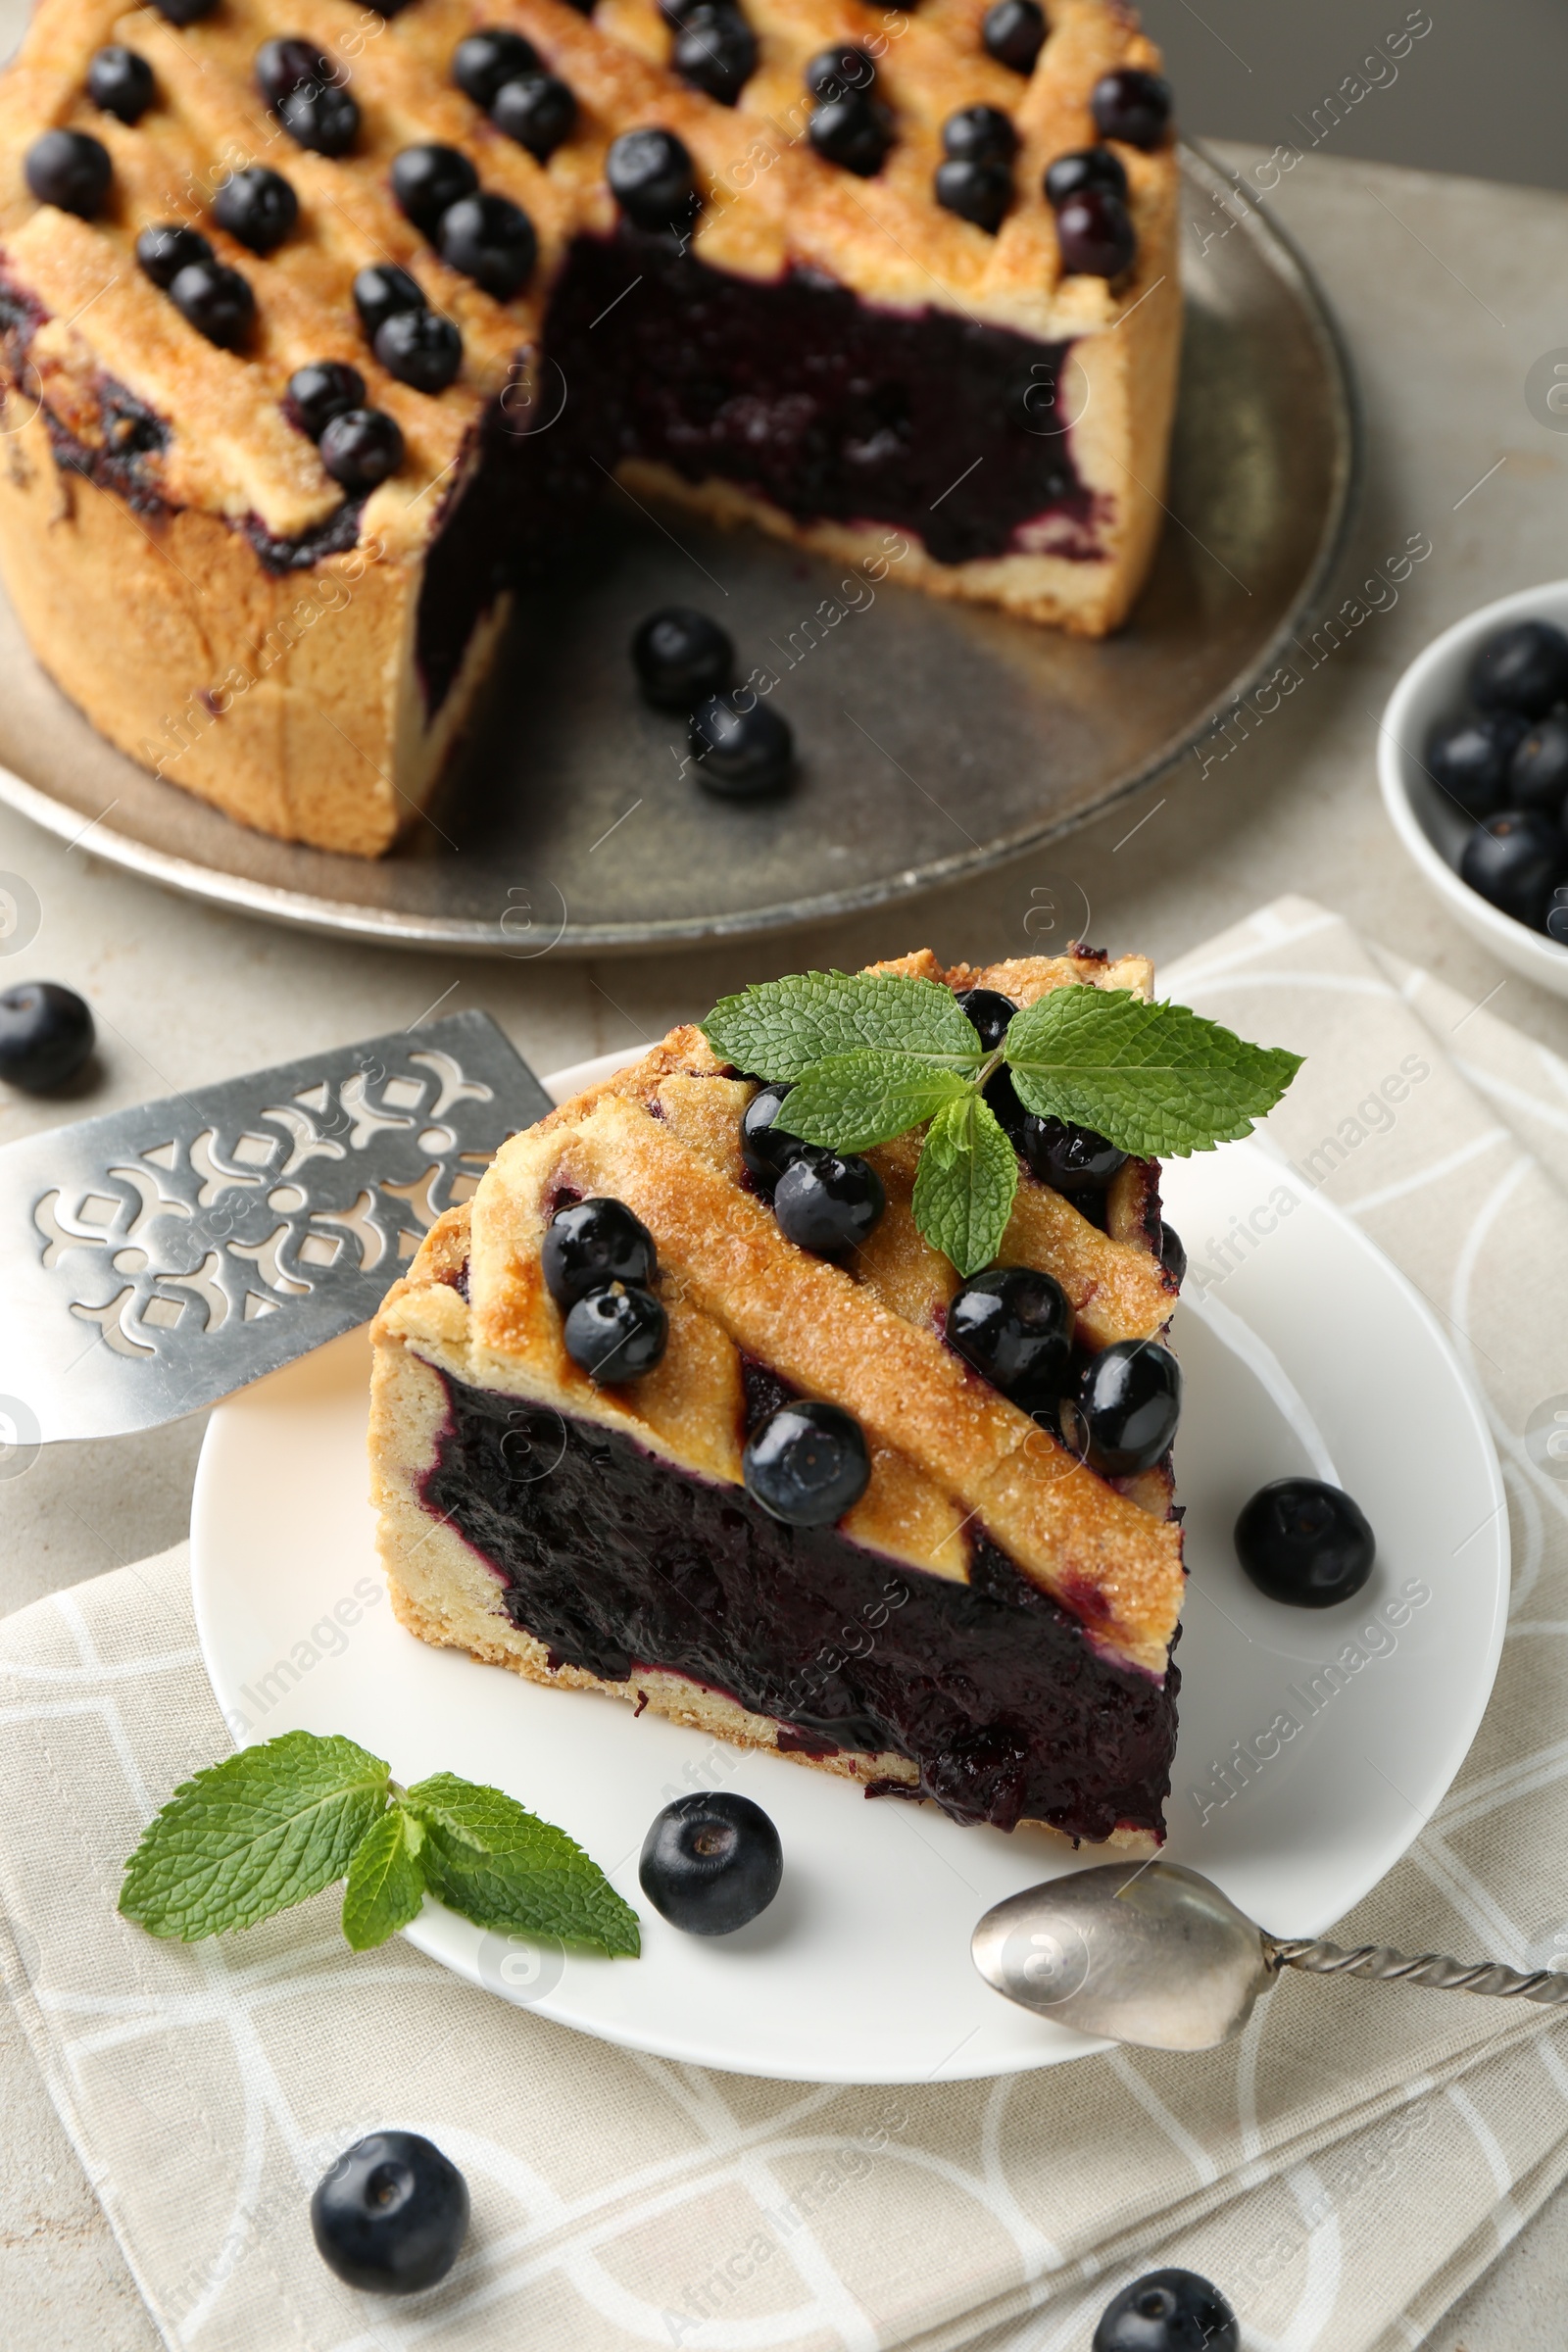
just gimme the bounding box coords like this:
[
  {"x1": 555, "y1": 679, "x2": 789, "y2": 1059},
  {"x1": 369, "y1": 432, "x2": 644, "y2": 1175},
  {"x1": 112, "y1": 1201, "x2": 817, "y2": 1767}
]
[{"x1": 191, "y1": 1060, "x2": 1507, "y2": 2083}]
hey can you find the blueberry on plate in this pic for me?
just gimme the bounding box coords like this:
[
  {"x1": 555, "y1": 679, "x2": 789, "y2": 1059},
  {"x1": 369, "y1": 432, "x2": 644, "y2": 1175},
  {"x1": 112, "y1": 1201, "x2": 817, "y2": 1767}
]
[
  {"x1": 214, "y1": 165, "x2": 299, "y2": 255},
  {"x1": 947, "y1": 1266, "x2": 1073, "y2": 1410},
  {"x1": 739, "y1": 1082, "x2": 810, "y2": 1188},
  {"x1": 640, "y1": 1792, "x2": 783, "y2": 1935},
  {"x1": 772, "y1": 1147, "x2": 885, "y2": 1256},
  {"x1": 136, "y1": 222, "x2": 214, "y2": 290},
  {"x1": 744, "y1": 1398, "x2": 871, "y2": 1525},
  {"x1": 392, "y1": 143, "x2": 478, "y2": 237},
  {"x1": 543, "y1": 1196, "x2": 658, "y2": 1305},
  {"x1": 88, "y1": 45, "x2": 155, "y2": 124},
  {"x1": 0, "y1": 982, "x2": 94, "y2": 1092},
  {"x1": 373, "y1": 308, "x2": 464, "y2": 393},
  {"x1": 1090, "y1": 66, "x2": 1173, "y2": 150},
  {"x1": 935, "y1": 157, "x2": 1011, "y2": 233},
  {"x1": 1424, "y1": 710, "x2": 1528, "y2": 819},
  {"x1": 564, "y1": 1283, "x2": 668, "y2": 1381},
  {"x1": 808, "y1": 91, "x2": 894, "y2": 177},
  {"x1": 953, "y1": 985, "x2": 1015, "y2": 1053},
  {"x1": 1508, "y1": 712, "x2": 1568, "y2": 819},
  {"x1": 632, "y1": 607, "x2": 733, "y2": 709},
  {"x1": 1054, "y1": 186, "x2": 1136, "y2": 277},
  {"x1": 24, "y1": 129, "x2": 112, "y2": 219},
  {"x1": 673, "y1": 5, "x2": 759, "y2": 105},
  {"x1": 170, "y1": 260, "x2": 256, "y2": 349},
  {"x1": 491, "y1": 73, "x2": 577, "y2": 162},
  {"x1": 1021, "y1": 1114, "x2": 1125, "y2": 1193},
  {"x1": 284, "y1": 360, "x2": 367, "y2": 439},
  {"x1": 1060, "y1": 1340, "x2": 1180, "y2": 1476},
  {"x1": 1459, "y1": 808, "x2": 1566, "y2": 927},
  {"x1": 606, "y1": 126, "x2": 699, "y2": 229},
  {"x1": 353, "y1": 263, "x2": 424, "y2": 340},
  {"x1": 981, "y1": 0, "x2": 1046, "y2": 75},
  {"x1": 1234, "y1": 1477, "x2": 1375, "y2": 1608},
  {"x1": 438, "y1": 191, "x2": 538, "y2": 299},
  {"x1": 690, "y1": 695, "x2": 794, "y2": 798},
  {"x1": 1093, "y1": 2269, "x2": 1239, "y2": 2352},
  {"x1": 311, "y1": 2131, "x2": 468, "y2": 2295},
  {"x1": 318, "y1": 407, "x2": 405, "y2": 491},
  {"x1": 1044, "y1": 145, "x2": 1127, "y2": 208},
  {"x1": 452, "y1": 26, "x2": 539, "y2": 108},
  {"x1": 1469, "y1": 616, "x2": 1568, "y2": 719}
]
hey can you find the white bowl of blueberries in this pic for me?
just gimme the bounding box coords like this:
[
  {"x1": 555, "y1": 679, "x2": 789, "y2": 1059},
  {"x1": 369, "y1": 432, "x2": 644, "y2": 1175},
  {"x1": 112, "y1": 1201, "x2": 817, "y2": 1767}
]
[{"x1": 1380, "y1": 583, "x2": 1568, "y2": 997}]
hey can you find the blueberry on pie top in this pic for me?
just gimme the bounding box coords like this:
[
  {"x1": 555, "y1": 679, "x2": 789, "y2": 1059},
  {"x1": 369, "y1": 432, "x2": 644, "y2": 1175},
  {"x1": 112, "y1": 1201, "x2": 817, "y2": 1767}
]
[
  {"x1": 369, "y1": 947, "x2": 1187, "y2": 1849},
  {"x1": 0, "y1": 0, "x2": 1179, "y2": 858}
]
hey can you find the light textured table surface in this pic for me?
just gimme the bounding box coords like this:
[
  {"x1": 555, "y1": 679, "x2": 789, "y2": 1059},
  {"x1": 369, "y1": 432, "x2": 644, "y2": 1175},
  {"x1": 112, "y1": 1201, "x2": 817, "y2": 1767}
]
[{"x1": 3, "y1": 145, "x2": 1567, "y2": 2350}]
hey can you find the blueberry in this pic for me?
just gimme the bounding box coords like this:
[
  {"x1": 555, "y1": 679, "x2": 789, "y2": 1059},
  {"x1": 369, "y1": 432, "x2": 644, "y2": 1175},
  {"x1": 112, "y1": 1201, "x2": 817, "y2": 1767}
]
[
  {"x1": 1054, "y1": 187, "x2": 1136, "y2": 277},
  {"x1": 1234, "y1": 1477, "x2": 1375, "y2": 1609},
  {"x1": 278, "y1": 81, "x2": 360, "y2": 157},
  {"x1": 607, "y1": 127, "x2": 699, "y2": 229},
  {"x1": 1424, "y1": 711, "x2": 1529, "y2": 819},
  {"x1": 1508, "y1": 713, "x2": 1568, "y2": 818},
  {"x1": 690, "y1": 695, "x2": 794, "y2": 798},
  {"x1": 936, "y1": 158, "x2": 1011, "y2": 233},
  {"x1": 1021, "y1": 1115, "x2": 1126, "y2": 1192},
  {"x1": 947, "y1": 1266, "x2": 1073, "y2": 1410},
  {"x1": 1044, "y1": 144, "x2": 1128, "y2": 208},
  {"x1": 1547, "y1": 885, "x2": 1568, "y2": 946},
  {"x1": 1060, "y1": 1340, "x2": 1180, "y2": 1476},
  {"x1": 311, "y1": 2131, "x2": 468, "y2": 2296},
  {"x1": 542, "y1": 1196, "x2": 658, "y2": 1305},
  {"x1": 673, "y1": 5, "x2": 759, "y2": 105},
  {"x1": 1470, "y1": 617, "x2": 1568, "y2": 719},
  {"x1": 0, "y1": 982, "x2": 94, "y2": 1092},
  {"x1": 632, "y1": 607, "x2": 733, "y2": 709},
  {"x1": 136, "y1": 222, "x2": 213, "y2": 290},
  {"x1": 353, "y1": 262, "x2": 423, "y2": 340},
  {"x1": 150, "y1": 0, "x2": 214, "y2": 23},
  {"x1": 1459, "y1": 808, "x2": 1566, "y2": 927},
  {"x1": 1090, "y1": 67, "x2": 1173, "y2": 151},
  {"x1": 805, "y1": 43, "x2": 876, "y2": 100},
  {"x1": 24, "y1": 130, "x2": 111, "y2": 220},
  {"x1": 452, "y1": 27, "x2": 539, "y2": 108},
  {"x1": 981, "y1": 0, "x2": 1046, "y2": 75},
  {"x1": 1158, "y1": 1222, "x2": 1186, "y2": 1289},
  {"x1": 88, "y1": 45, "x2": 155, "y2": 124},
  {"x1": 743, "y1": 1398, "x2": 871, "y2": 1525},
  {"x1": 953, "y1": 985, "x2": 1015, "y2": 1053},
  {"x1": 1093, "y1": 2269, "x2": 1239, "y2": 2352},
  {"x1": 392, "y1": 143, "x2": 478, "y2": 237},
  {"x1": 255, "y1": 37, "x2": 331, "y2": 108},
  {"x1": 772, "y1": 1148, "x2": 885, "y2": 1256},
  {"x1": 639, "y1": 1792, "x2": 782, "y2": 1934},
  {"x1": 740, "y1": 1083, "x2": 811, "y2": 1188},
  {"x1": 214, "y1": 166, "x2": 298, "y2": 255},
  {"x1": 284, "y1": 360, "x2": 367, "y2": 439},
  {"x1": 374, "y1": 308, "x2": 463, "y2": 393},
  {"x1": 808, "y1": 92, "x2": 894, "y2": 177},
  {"x1": 563, "y1": 1281, "x2": 668, "y2": 1381},
  {"x1": 170, "y1": 260, "x2": 256, "y2": 349},
  {"x1": 438, "y1": 191, "x2": 537, "y2": 298},
  {"x1": 319, "y1": 407, "x2": 404, "y2": 490},
  {"x1": 985, "y1": 1065, "x2": 1029, "y2": 1145},
  {"x1": 944, "y1": 105, "x2": 1018, "y2": 165},
  {"x1": 491, "y1": 73, "x2": 577, "y2": 162}
]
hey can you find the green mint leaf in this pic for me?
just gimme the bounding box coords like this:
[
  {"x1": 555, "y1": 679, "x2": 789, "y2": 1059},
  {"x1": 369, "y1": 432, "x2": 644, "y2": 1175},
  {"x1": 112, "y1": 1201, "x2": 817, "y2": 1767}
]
[
  {"x1": 404, "y1": 1774, "x2": 640, "y2": 1958},
  {"x1": 119, "y1": 1731, "x2": 390, "y2": 1942},
  {"x1": 911, "y1": 1094, "x2": 1018, "y2": 1278},
  {"x1": 1004, "y1": 989, "x2": 1302, "y2": 1156},
  {"x1": 777, "y1": 1053, "x2": 975, "y2": 1154},
  {"x1": 703, "y1": 971, "x2": 983, "y2": 1082},
  {"x1": 341, "y1": 1804, "x2": 426, "y2": 1951}
]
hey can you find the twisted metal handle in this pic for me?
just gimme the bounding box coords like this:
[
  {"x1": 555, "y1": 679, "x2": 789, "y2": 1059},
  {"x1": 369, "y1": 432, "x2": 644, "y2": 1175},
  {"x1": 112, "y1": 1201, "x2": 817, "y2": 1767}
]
[{"x1": 1265, "y1": 1936, "x2": 1568, "y2": 2009}]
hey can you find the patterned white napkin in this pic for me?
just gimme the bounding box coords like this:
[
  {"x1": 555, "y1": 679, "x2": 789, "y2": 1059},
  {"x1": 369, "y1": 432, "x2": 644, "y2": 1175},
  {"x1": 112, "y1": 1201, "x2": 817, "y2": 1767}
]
[{"x1": 3, "y1": 894, "x2": 1567, "y2": 2352}]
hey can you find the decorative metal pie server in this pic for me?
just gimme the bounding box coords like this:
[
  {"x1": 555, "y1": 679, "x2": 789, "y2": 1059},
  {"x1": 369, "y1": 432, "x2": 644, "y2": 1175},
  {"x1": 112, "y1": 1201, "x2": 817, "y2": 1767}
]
[
  {"x1": 974, "y1": 1862, "x2": 1568, "y2": 2050},
  {"x1": 0, "y1": 1009, "x2": 552, "y2": 1446}
]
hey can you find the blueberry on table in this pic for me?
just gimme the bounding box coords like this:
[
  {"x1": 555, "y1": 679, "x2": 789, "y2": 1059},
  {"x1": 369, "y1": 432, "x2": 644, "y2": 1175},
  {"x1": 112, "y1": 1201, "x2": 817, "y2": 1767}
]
[
  {"x1": 24, "y1": 130, "x2": 112, "y2": 220},
  {"x1": 947, "y1": 1267, "x2": 1073, "y2": 1410},
  {"x1": 452, "y1": 27, "x2": 539, "y2": 108},
  {"x1": 564, "y1": 1283, "x2": 668, "y2": 1382},
  {"x1": 491, "y1": 73, "x2": 577, "y2": 162},
  {"x1": 392, "y1": 143, "x2": 478, "y2": 237},
  {"x1": 1459, "y1": 808, "x2": 1566, "y2": 927},
  {"x1": 935, "y1": 157, "x2": 1012, "y2": 234},
  {"x1": 374, "y1": 309, "x2": 464, "y2": 394},
  {"x1": 543, "y1": 1196, "x2": 659, "y2": 1305},
  {"x1": 607, "y1": 127, "x2": 699, "y2": 229},
  {"x1": 1234, "y1": 1477, "x2": 1375, "y2": 1608},
  {"x1": 318, "y1": 407, "x2": 404, "y2": 491},
  {"x1": 772, "y1": 1148, "x2": 885, "y2": 1256},
  {"x1": 640, "y1": 1792, "x2": 783, "y2": 1935},
  {"x1": 632, "y1": 607, "x2": 733, "y2": 710},
  {"x1": 1508, "y1": 713, "x2": 1568, "y2": 819},
  {"x1": 982, "y1": 0, "x2": 1046, "y2": 75},
  {"x1": 739, "y1": 1082, "x2": 810, "y2": 1188},
  {"x1": 284, "y1": 360, "x2": 367, "y2": 440},
  {"x1": 1469, "y1": 617, "x2": 1568, "y2": 719},
  {"x1": 744, "y1": 1398, "x2": 871, "y2": 1526},
  {"x1": 1061, "y1": 1340, "x2": 1181, "y2": 1476},
  {"x1": 1054, "y1": 186, "x2": 1136, "y2": 278},
  {"x1": 1424, "y1": 711, "x2": 1528, "y2": 819},
  {"x1": 214, "y1": 166, "x2": 298, "y2": 255},
  {"x1": 88, "y1": 45, "x2": 155, "y2": 124},
  {"x1": 170, "y1": 260, "x2": 256, "y2": 350},
  {"x1": 953, "y1": 985, "x2": 1015, "y2": 1052},
  {"x1": 1093, "y1": 2269, "x2": 1240, "y2": 2352},
  {"x1": 136, "y1": 222, "x2": 214, "y2": 290},
  {"x1": 0, "y1": 983, "x2": 94, "y2": 1093},
  {"x1": 673, "y1": 6, "x2": 759, "y2": 106},
  {"x1": 1044, "y1": 145, "x2": 1128, "y2": 208},
  {"x1": 689, "y1": 695, "x2": 794, "y2": 798},
  {"x1": 311, "y1": 2131, "x2": 469, "y2": 2295},
  {"x1": 1021, "y1": 1114, "x2": 1126, "y2": 1193},
  {"x1": 1090, "y1": 67, "x2": 1174, "y2": 151},
  {"x1": 438, "y1": 191, "x2": 538, "y2": 299}
]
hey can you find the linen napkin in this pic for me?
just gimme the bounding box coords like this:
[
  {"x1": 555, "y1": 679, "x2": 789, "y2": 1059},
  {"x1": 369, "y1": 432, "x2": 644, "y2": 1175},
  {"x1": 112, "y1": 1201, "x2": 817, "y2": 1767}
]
[{"x1": 4, "y1": 892, "x2": 1568, "y2": 2352}]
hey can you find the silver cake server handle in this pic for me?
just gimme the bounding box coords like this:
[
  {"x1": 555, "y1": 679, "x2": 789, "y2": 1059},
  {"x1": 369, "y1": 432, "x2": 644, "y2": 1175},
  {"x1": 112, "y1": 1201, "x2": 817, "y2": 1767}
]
[
  {"x1": 0, "y1": 1008, "x2": 552, "y2": 1446},
  {"x1": 972, "y1": 1862, "x2": 1568, "y2": 2051}
]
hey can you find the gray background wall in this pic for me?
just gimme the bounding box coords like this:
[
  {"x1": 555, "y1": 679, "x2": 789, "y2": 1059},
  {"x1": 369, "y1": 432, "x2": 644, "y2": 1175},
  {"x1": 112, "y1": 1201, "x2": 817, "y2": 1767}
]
[{"x1": 1139, "y1": 0, "x2": 1568, "y2": 192}]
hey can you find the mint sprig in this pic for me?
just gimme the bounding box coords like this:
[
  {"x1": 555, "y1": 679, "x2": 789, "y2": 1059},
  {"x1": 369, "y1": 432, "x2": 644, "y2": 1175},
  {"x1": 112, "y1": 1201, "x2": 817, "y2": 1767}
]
[
  {"x1": 702, "y1": 970, "x2": 1300, "y2": 1279},
  {"x1": 119, "y1": 1731, "x2": 640, "y2": 1960}
]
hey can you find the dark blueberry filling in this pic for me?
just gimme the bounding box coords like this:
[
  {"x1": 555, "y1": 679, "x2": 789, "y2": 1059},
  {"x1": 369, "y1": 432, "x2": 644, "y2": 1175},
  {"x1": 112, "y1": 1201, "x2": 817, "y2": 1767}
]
[
  {"x1": 44, "y1": 374, "x2": 170, "y2": 513},
  {"x1": 243, "y1": 497, "x2": 367, "y2": 573},
  {"x1": 419, "y1": 1366, "x2": 1178, "y2": 1842}
]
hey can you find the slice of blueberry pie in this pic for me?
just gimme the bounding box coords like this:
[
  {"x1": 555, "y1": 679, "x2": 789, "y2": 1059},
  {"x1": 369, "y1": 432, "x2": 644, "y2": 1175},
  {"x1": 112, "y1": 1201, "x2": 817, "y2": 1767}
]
[
  {"x1": 0, "y1": 0, "x2": 1177, "y2": 856},
  {"x1": 369, "y1": 946, "x2": 1200, "y2": 1848}
]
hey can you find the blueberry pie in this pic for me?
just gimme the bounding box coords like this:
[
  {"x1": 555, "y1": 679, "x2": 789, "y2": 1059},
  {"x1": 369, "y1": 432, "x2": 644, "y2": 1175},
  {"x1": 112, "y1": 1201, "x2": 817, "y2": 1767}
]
[
  {"x1": 0, "y1": 0, "x2": 1178, "y2": 857},
  {"x1": 369, "y1": 947, "x2": 1186, "y2": 1848}
]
